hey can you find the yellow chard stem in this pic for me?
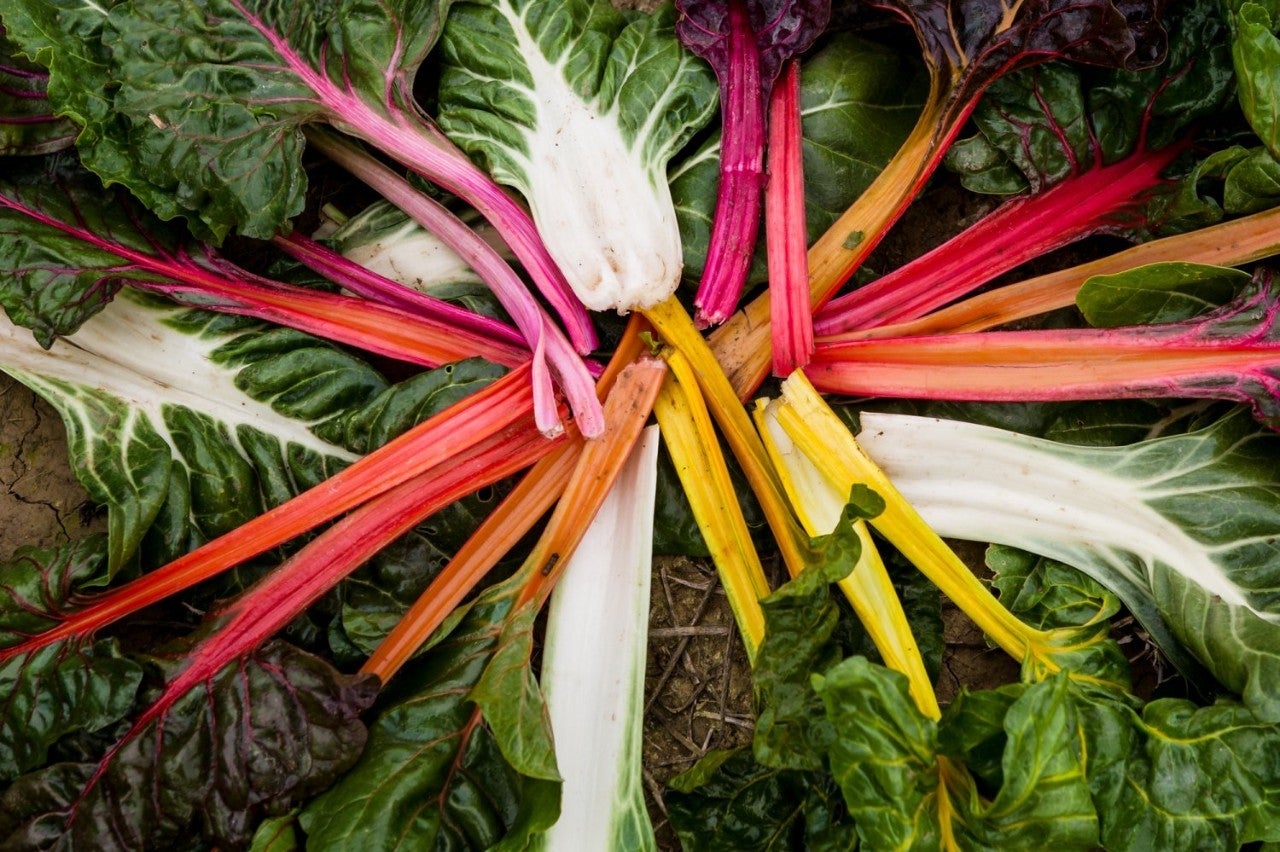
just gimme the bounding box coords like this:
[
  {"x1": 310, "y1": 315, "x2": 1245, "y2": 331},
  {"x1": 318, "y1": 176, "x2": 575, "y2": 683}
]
[
  {"x1": 644, "y1": 297, "x2": 811, "y2": 580},
  {"x1": 754, "y1": 399, "x2": 941, "y2": 721},
  {"x1": 775, "y1": 372, "x2": 1057, "y2": 670},
  {"x1": 653, "y1": 350, "x2": 769, "y2": 661},
  {"x1": 707, "y1": 91, "x2": 950, "y2": 400}
]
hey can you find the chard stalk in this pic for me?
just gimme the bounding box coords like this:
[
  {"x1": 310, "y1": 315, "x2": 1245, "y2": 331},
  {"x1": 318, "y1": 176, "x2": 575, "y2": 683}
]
[
  {"x1": 773, "y1": 372, "x2": 1100, "y2": 680},
  {"x1": 293, "y1": 73, "x2": 598, "y2": 353},
  {"x1": 767, "y1": 59, "x2": 813, "y2": 376},
  {"x1": 363, "y1": 316, "x2": 651, "y2": 681},
  {"x1": 308, "y1": 129, "x2": 604, "y2": 437},
  {"x1": 0, "y1": 364, "x2": 544, "y2": 664},
  {"x1": 813, "y1": 141, "x2": 1186, "y2": 335},
  {"x1": 708, "y1": 93, "x2": 949, "y2": 396},
  {"x1": 754, "y1": 398, "x2": 941, "y2": 720},
  {"x1": 653, "y1": 351, "x2": 769, "y2": 660},
  {"x1": 645, "y1": 297, "x2": 810, "y2": 577},
  {"x1": 272, "y1": 230, "x2": 528, "y2": 351},
  {"x1": 690, "y1": 0, "x2": 767, "y2": 328},
  {"x1": 0, "y1": 188, "x2": 529, "y2": 370},
  {"x1": 537, "y1": 426, "x2": 661, "y2": 852},
  {"x1": 864, "y1": 203, "x2": 1280, "y2": 338},
  {"x1": 809, "y1": 277, "x2": 1280, "y2": 427}
]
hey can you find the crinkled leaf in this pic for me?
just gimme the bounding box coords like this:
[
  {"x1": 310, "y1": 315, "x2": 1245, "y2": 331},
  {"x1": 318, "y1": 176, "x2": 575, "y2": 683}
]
[
  {"x1": 987, "y1": 546, "x2": 1121, "y2": 630},
  {"x1": 438, "y1": 1, "x2": 716, "y2": 311},
  {"x1": 0, "y1": 537, "x2": 142, "y2": 782},
  {"x1": 0, "y1": 0, "x2": 137, "y2": 184},
  {"x1": 872, "y1": 0, "x2": 1166, "y2": 111},
  {"x1": 0, "y1": 155, "x2": 176, "y2": 344},
  {"x1": 665, "y1": 748, "x2": 856, "y2": 851},
  {"x1": 752, "y1": 493, "x2": 878, "y2": 772},
  {"x1": 1077, "y1": 261, "x2": 1251, "y2": 327},
  {"x1": 301, "y1": 578, "x2": 559, "y2": 850},
  {"x1": 858, "y1": 407, "x2": 1280, "y2": 718},
  {"x1": 0, "y1": 26, "x2": 75, "y2": 155},
  {"x1": 949, "y1": 1, "x2": 1231, "y2": 195},
  {"x1": 672, "y1": 33, "x2": 927, "y2": 283},
  {"x1": 1070, "y1": 683, "x2": 1280, "y2": 849},
  {"x1": 815, "y1": 660, "x2": 1097, "y2": 849},
  {"x1": 0, "y1": 640, "x2": 375, "y2": 850},
  {"x1": 23, "y1": 0, "x2": 450, "y2": 241},
  {"x1": 1223, "y1": 145, "x2": 1280, "y2": 213},
  {"x1": 2, "y1": 282, "x2": 503, "y2": 576},
  {"x1": 673, "y1": 0, "x2": 830, "y2": 92}
]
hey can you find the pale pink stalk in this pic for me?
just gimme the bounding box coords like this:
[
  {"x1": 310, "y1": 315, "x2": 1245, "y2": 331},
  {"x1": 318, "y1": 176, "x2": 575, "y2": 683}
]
[{"x1": 310, "y1": 130, "x2": 605, "y2": 437}]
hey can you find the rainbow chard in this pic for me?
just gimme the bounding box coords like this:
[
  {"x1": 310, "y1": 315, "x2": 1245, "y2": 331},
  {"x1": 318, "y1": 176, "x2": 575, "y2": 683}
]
[
  {"x1": 674, "y1": 0, "x2": 830, "y2": 327},
  {"x1": 810, "y1": 265, "x2": 1280, "y2": 431},
  {"x1": 0, "y1": 0, "x2": 597, "y2": 353},
  {"x1": 0, "y1": 155, "x2": 609, "y2": 438},
  {"x1": 814, "y1": 0, "x2": 1235, "y2": 336},
  {"x1": 709, "y1": 0, "x2": 1167, "y2": 397}
]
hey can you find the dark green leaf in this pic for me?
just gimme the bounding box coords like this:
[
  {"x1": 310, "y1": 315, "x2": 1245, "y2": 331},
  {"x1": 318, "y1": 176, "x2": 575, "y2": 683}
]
[
  {"x1": 1071, "y1": 683, "x2": 1280, "y2": 849},
  {"x1": 815, "y1": 660, "x2": 1098, "y2": 849},
  {"x1": 0, "y1": 26, "x2": 75, "y2": 155},
  {"x1": 301, "y1": 577, "x2": 559, "y2": 850},
  {"x1": 0, "y1": 537, "x2": 142, "y2": 782},
  {"x1": 1230, "y1": 2, "x2": 1280, "y2": 160},
  {"x1": 666, "y1": 749, "x2": 856, "y2": 851},
  {"x1": 988, "y1": 546, "x2": 1121, "y2": 631},
  {"x1": 0, "y1": 640, "x2": 375, "y2": 850}
]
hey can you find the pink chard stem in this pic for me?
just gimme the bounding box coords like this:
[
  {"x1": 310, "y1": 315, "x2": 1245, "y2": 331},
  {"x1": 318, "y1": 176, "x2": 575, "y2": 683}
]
[
  {"x1": 767, "y1": 59, "x2": 812, "y2": 376},
  {"x1": 309, "y1": 129, "x2": 605, "y2": 438},
  {"x1": 272, "y1": 231, "x2": 529, "y2": 351},
  {"x1": 693, "y1": 0, "x2": 767, "y2": 328},
  {"x1": 813, "y1": 141, "x2": 1186, "y2": 336},
  {"x1": 809, "y1": 279, "x2": 1280, "y2": 428}
]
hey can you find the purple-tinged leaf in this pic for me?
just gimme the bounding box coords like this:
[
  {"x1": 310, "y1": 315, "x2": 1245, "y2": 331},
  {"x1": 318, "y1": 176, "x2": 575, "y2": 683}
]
[
  {"x1": 676, "y1": 0, "x2": 831, "y2": 326},
  {"x1": 0, "y1": 26, "x2": 75, "y2": 156},
  {"x1": 0, "y1": 537, "x2": 142, "y2": 783},
  {"x1": 0, "y1": 641, "x2": 375, "y2": 850}
]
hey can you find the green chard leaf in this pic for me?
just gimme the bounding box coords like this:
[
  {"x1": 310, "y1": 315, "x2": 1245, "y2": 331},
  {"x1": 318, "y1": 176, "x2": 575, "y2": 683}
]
[
  {"x1": 666, "y1": 748, "x2": 856, "y2": 851},
  {"x1": 0, "y1": 536, "x2": 142, "y2": 782},
  {"x1": 3, "y1": 281, "x2": 503, "y2": 578},
  {"x1": 3, "y1": 0, "x2": 450, "y2": 241},
  {"x1": 948, "y1": 0, "x2": 1233, "y2": 198},
  {"x1": 301, "y1": 575, "x2": 558, "y2": 850},
  {"x1": 815, "y1": 661, "x2": 1097, "y2": 850},
  {"x1": 857, "y1": 408, "x2": 1280, "y2": 719},
  {"x1": 437, "y1": 0, "x2": 718, "y2": 311},
  {"x1": 0, "y1": 25, "x2": 76, "y2": 155},
  {"x1": 0, "y1": 640, "x2": 375, "y2": 850},
  {"x1": 1230, "y1": 2, "x2": 1280, "y2": 161},
  {"x1": 1076, "y1": 261, "x2": 1251, "y2": 327},
  {"x1": 1076, "y1": 688, "x2": 1280, "y2": 849}
]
